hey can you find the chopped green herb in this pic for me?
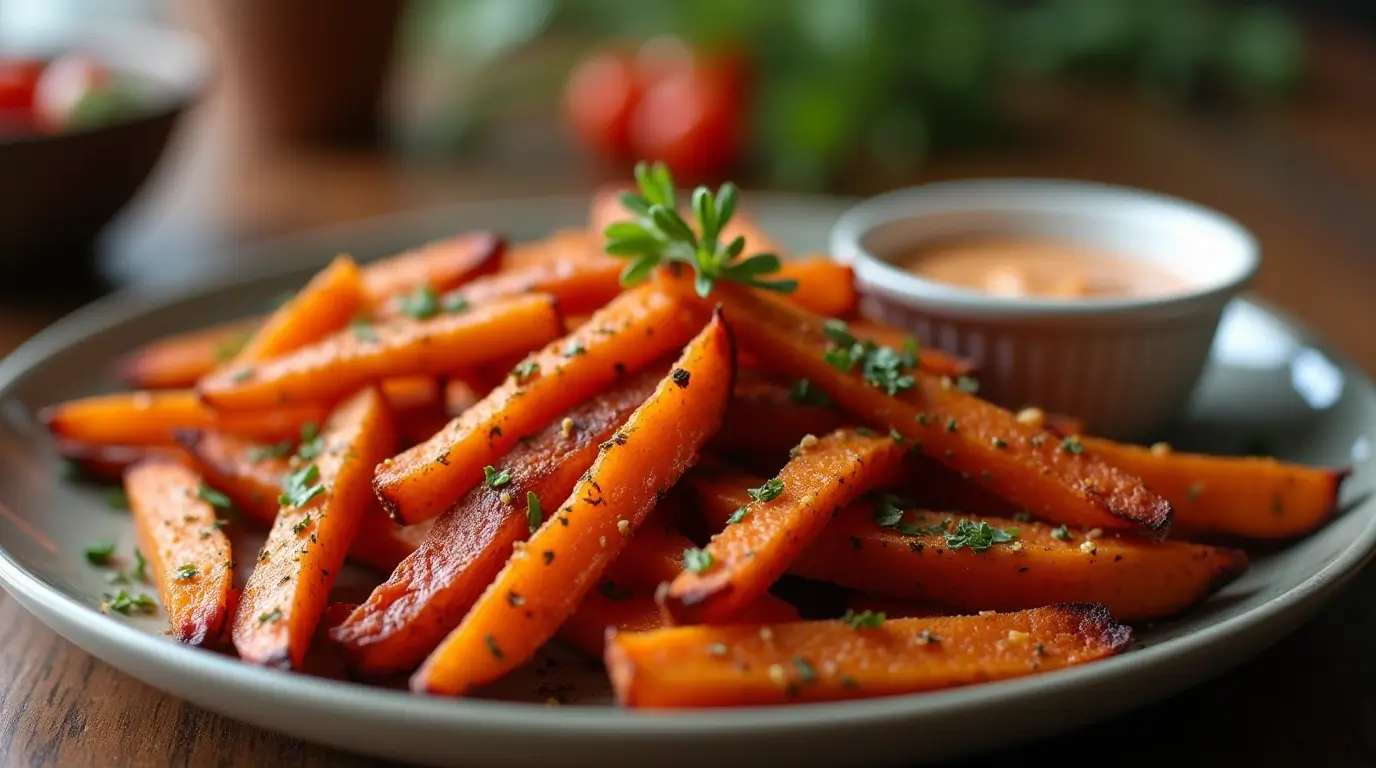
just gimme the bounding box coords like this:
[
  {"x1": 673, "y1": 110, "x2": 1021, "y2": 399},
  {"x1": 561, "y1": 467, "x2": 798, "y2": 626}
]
[
  {"x1": 295, "y1": 422, "x2": 324, "y2": 461},
  {"x1": 789, "y1": 378, "x2": 832, "y2": 407},
  {"x1": 131, "y1": 548, "x2": 148, "y2": 582},
  {"x1": 247, "y1": 441, "x2": 292, "y2": 462},
  {"x1": 747, "y1": 477, "x2": 785, "y2": 504},
  {"x1": 483, "y1": 465, "x2": 512, "y2": 488},
  {"x1": 511, "y1": 360, "x2": 540, "y2": 384},
  {"x1": 102, "y1": 590, "x2": 157, "y2": 615},
  {"x1": 174, "y1": 564, "x2": 199, "y2": 581},
  {"x1": 563, "y1": 341, "x2": 586, "y2": 358},
  {"x1": 945, "y1": 418, "x2": 958, "y2": 433},
  {"x1": 726, "y1": 505, "x2": 749, "y2": 525},
  {"x1": 1061, "y1": 436, "x2": 1084, "y2": 455},
  {"x1": 278, "y1": 464, "x2": 325, "y2": 508},
  {"x1": 105, "y1": 488, "x2": 129, "y2": 510},
  {"x1": 916, "y1": 412, "x2": 930, "y2": 426},
  {"x1": 854, "y1": 427, "x2": 876, "y2": 437},
  {"x1": 683, "y1": 548, "x2": 714, "y2": 574},
  {"x1": 441, "y1": 294, "x2": 470, "y2": 314},
  {"x1": 398, "y1": 284, "x2": 441, "y2": 319},
  {"x1": 889, "y1": 428, "x2": 905, "y2": 444},
  {"x1": 944, "y1": 520, "x2": 1017, "y2": 554},
  {"x1": 292, "y1": 514, "x2": 312, "y2": 535},
  {"x1": 1051, "y1": 525, "x2": 1072, "y2": 541},
  {"x1": 871, "y1": 493, "x2": 909, "y2": 528},
  {"x1": 258, "y1": 608, "x2": 282, "y2": 624},
  {"x1": 526, "y1": 491, "x2": 543, "y2": 534},
  {"x1": 792, "y1": 656, "x2": 817, "y2": 683},
  {"x1": 955, "y1": 376, "x2": 980, "y2": 394},
  {"x1": 991, "y1": 437, "x2": 1008, "y2": 449},
  {"x1": 841, "y1": 609, "x2": 886, "y2": 629},
  {"x1": 196, "y1": 483, "x2": 233, "y2": 510},
  {"x1": 231, "y1": 368, "x2": 255, "y2": 383},
  {"x1": 916, "y1": 629, "x2": 939, "y2": 644},
  {"x1": 349, "y1": 318, "x2": 380, "y2": 343},
  {"x1": 84, "y1": 540, "x2": 117, "y2": 566},
  {"x1": 1012, "y1": 511, "x2": 1032, "y2": 522}
]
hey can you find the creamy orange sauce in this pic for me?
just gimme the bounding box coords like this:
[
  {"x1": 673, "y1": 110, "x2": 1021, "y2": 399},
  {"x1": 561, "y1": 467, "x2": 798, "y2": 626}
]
[{"x1": 902, "y1": 237, "x2": 1186, "y2": 299}]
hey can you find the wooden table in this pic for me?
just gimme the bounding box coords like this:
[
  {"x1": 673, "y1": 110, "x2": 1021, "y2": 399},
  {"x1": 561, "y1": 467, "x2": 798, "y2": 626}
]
[{"x1": 4, "y1": 25, "x2": 1376, "y2": 768}]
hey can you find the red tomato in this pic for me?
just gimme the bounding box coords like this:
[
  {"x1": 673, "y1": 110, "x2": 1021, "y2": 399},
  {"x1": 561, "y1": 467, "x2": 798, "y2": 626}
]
[
  {"x1": 563, "y1": 50, "x2": 641, "y2": 160},
  {"x1": 628, "y1": 61, "x2": 745, "y2": 183},
  {"x1": 0, "y1": 58, "x2": 45, "y2": 112},
  {"x1": 32, "y1": 53, "x2": 108, "y2": 131}
]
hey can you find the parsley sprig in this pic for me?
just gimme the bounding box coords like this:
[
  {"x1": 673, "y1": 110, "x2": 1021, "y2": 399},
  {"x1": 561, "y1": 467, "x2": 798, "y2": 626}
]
[
  {"x1": 821, "y1": 319, "x2": 919, "y2": 396},
  {"x1": 944, "y1": 520, "x2": 1018, "y2": 554},
  {"x1": 605, "y1": 161, "x2": 798, "y2": 298}
]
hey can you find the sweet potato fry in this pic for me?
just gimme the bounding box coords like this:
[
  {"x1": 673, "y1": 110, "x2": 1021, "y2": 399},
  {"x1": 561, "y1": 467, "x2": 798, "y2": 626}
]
[
  {"x1": 504, "y1": 229, "x2": 594, "y2": 269},
  {"x1": 844, "y1": 594, "x2": 954, "y2": 619},
  {"x1": 373, "y1": 284, "x2": 700, "y2": 525},
  {"x1": 231, "y1": 387, "x2": 397, "y2": 669},
  {"x1": 42, "y1": 390, "x2": 325, "y2": 447},
  {"x1": 844, "y1": 319, "x2": 974, "y2": 378},
  {"x1": 56, "y1": 441, "x2": 185, "y2": 482},
  {"x1": 709, "y1": 372, "x2": 849, "y2": 470},
  {"x1": 687, "y1": 465, "x2": 1246, "y2": 621},
  {"x1": 380, "y1": 377, "x2": 446, "y2": 448},
  {"x1": 605, "y1": 603, "x2": 1132, "y2": 707},
  {"x1": 117, "y1": 318, "x2": 259, "y2": 390},
  {"x1": 410, "y1": 256, "x2": 626, "y2": 320},
  {"x1": 661, "y1": 428, "x2": 908, "y2": 625},
  {"x1": 671, "y1": 276, "x2": 1172, "y2": 538},
  {"x1": 123, "y1": 459, "x2": 233, "y2": 645},
  {"x1": 200, "y1": 294, "x2": 563, "y2": 411},
  {"x1": 558, "y1": 591, "x2": 665, "y2": 658},
  {"x1": 362, "y1": 232, "x2": 504, "y2": 310},
  {"x1": 228, "y1": 256, "x2": 364, "y2": 368},
  {"x1": 411, "y1": 311, "x2": 734, "y2": 695},
  {"x1": 175, "y1": 429, "x2": 429, "y2": 574},
  {"x1": 1082, "y1": 437, "x2": 1346, "y2": 539},
  {"x1": 333, "y1": 368, "x2": 664, "y2": 676},
  {"x1": 441, "y1": 376, "x2": 484, "y2": 418},
  {"x1": 774, "y1": 258, "x2": 857, "y2": 319}
]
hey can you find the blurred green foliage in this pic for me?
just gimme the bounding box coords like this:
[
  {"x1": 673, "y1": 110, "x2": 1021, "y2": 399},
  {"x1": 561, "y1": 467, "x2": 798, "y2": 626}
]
[{"x1": 400, "y1": 0, "x2": 1304, "y2": 189}]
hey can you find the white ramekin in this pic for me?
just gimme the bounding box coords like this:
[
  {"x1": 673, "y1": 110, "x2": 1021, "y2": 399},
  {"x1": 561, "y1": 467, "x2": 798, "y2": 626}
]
[{"x1": 829, "y1": 179, "x2": 1260, "y2": 441}]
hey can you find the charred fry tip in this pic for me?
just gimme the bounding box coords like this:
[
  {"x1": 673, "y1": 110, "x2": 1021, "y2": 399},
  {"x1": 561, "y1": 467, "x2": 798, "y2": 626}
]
[{"x1": 1058, "y1": 602, "x2": 1133, "y2": 652}]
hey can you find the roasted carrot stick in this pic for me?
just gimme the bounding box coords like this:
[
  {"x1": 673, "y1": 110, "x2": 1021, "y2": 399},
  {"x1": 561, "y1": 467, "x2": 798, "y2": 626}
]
[
  {"x1": 332, "y1": 368, "x2": 665, "y2": 676},
  {"x1": 843, "y1": 593, "x2": 954, "y2": 619},
  {"x1": 380, "y1": 376, "x2": 447, "y2": 448},
  {"x1": 442, "y1": 376, "x2": 484, "y2": 418},
  {"x1": 1082, "y1": 437, "x2": 1347, "y2": 539},
  {"x1": 56, "y1": 441, "x2": 185, "y2": 482},
  {"x1": 605, "y1": 603, "x2": 1132, "y2": 708},
  {"x1": 503, "y1": 229, "x2": 594, "y2": 269},
  {"x1": 709, "y1": 372, "x2": 849, "y2": 471},
  {"x1": 687, "y1": 464, "x2": 1246, "y2": 621},
  {"x1": 558, "y1": 591, "x2": 666, "y2": 658},
  {"x1": 661, "y1": 429, "x2": 908, "y2": 625},
  {"x1": 669, "y1": 275, "x2": 1173, "y2": 538},
  {"x1": 1044, "y1": 412, "x2": 1086, "y2": 438},
  {"x1": 362, "y1": 232, "x2": 504, "y2": 311},
  {"x1": 420, "y1": 256, "x2": 627, "y2": 319},
  {"x1": 373, "y1": 284, "x2": 701, "y2": 525},
  {"x1": 117, "y1": 318, "x2": 259, "y2": 390},
  {"x1": 123, "y1": 459, "x2": 233, "y2": 645},
  {"x1": 844, "y1": 319, "x2": 974, "y2": 378},
  {"x1": 774, "y1": 258, "x2": 858, "y2": 319},
  {"x1": 42, "y1": 390, "x2": 326, "y2": 447},
  {"x1": 227, "y1": 255, "x2": 363, "y2": 369},
  {"x1": 231, "y1": 387, "x2": 397, "y2": 669},
  {"x1": 175, "y1": 429, "x2": 430, "y2": 574},
  {"x1": 411, "y1": 311, "x2": 735, "y2": 696},
  {"x1": 199, "y1": 294, "x2": 563, "y2": 411}
]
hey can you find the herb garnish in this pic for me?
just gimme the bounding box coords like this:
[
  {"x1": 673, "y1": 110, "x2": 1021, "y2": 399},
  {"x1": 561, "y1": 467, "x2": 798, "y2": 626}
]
[
  {"x1": 604, "y1": 161, "x2": 798, "y2": 297},
  {"x1": 841, "y1": 609, "x2": 886, "y2": 629},
  {"x1": 258, "y1": 608, "x2": 282, "y2": 624},
  {"x1": 748, "y1": 478, "x2": 785, "y2": 504},
  {"x1": 1061, "y1": 436, "x2": 1084, "y2": 454},
  {"x1": 441, "y1": 294, "x2": 469, "y2": 314},
  {"x1": 174, "y1": 563, "x2": 199, "y2": 581},
  {"x1": 295, "y1": 422, "x2": 324, "y2": 461},
  {"x1": 944, "y1": 520, "x2": 1017, "y2": 554},
  {"x1": 511, "y1": 360, "x2": 540, "y2": 384},
  {"x1": 105, "y1": 488, "x2": 128, "y2": 510},
  {"x1": 819, "y1": 319, "x2": 917, "y2": 395},
  {"x1": 84, "y1": 540, "x2": 116, "y2": 566},
  {"x1": 279, "y1": 464, "x2": 325, "y2": 508},
  {"x1": 726, "y1": 505, "x2": 749, "y2": 525},
  {"x1": 483, "y1": 465, "x2": 512, "y2": 488},
  {"x1": 196, "y1": 483, "x2": 233, "y2": 510},
  {"x1": 103, "y1": 591, "x2": 157, "y2": 615},
  {"x1": 683, "y1": 548, "x2": 714, "y2": 574},
  {"x1": 248, "y1": 440, "x2": 292, "y2": 462},
  {"x1": 1051, "y1": 524, "x2": 1073, "y2": 541},
  {"x1": 350, "y1": 317, "x2": 380, "y2": 343},
  {"x1": 526, "y1": 491, "x2": 543, "y2": 534},
  {"x1": 398, "y1": 285, "x2": 441, "y2": 320}
]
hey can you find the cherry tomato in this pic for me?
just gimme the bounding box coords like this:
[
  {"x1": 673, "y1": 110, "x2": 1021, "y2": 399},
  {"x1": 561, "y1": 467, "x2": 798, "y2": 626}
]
[
  {"x1": 563, "y1": 50, "x2": 641, "y2": 160},
  {"x1": 628, "y1": 60, "x2": 745, "y2": 183},
  {"x1": 0, "y1": 58, "x2": 45, "y2": 112},
  {"x1": 32, "y1": 53, "x2": 108, "y2": 131}
]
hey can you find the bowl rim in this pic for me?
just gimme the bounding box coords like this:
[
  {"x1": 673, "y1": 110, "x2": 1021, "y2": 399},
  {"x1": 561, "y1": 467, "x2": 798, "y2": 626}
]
[{"x1": 828, "y1": 177, "x2": 1261, "y2": 320}]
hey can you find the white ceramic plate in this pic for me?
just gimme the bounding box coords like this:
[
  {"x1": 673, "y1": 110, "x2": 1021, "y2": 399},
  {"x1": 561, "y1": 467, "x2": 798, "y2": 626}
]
[{"x1": 0, "y1": 195, "x2": 1371, "y2": 767}]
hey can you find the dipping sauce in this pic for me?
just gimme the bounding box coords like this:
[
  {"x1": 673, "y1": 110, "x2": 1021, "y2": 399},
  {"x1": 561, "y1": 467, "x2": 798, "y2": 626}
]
[{"x1": 902, "y1": 236, "x2": 1187, "y2": 299}]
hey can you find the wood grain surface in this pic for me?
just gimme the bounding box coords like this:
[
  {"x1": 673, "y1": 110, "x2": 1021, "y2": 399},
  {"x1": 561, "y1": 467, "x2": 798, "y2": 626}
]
[{"x1": 3, "y1": 22, "x2": 1376, "y2": 768}]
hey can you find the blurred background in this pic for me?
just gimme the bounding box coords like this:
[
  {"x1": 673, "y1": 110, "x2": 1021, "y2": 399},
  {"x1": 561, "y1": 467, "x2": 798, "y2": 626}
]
[{"x1": 1, "y1": 0, "x2": 1375, "y2": 362}]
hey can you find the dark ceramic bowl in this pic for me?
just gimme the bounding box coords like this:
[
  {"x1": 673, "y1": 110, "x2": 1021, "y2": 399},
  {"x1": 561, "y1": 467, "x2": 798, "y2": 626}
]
[{"x1": 0, "y1": 23, "x2": 206, "y2": 279}]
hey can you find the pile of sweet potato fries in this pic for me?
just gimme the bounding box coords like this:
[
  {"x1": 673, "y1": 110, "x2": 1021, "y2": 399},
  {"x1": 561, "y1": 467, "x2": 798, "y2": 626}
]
[{"x1": 41, "y1": 169, "x2": 1347, "y2": 708}]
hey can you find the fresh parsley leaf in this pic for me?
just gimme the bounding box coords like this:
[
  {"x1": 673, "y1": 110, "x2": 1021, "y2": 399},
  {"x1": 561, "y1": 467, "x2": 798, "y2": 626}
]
[
  {"x1": 174, "y1": 564, "x2": 199, "y2": 581},
  {"x1": 841, "y1": 609, "x2": 886, "y2": 629},
  {"x1": 788, "y1": 378, "x2": 832, "y2": 407},
  {"x1": 822, "y1": 319, "x2": 857, "y2": 348},
  {"x1": 607, "y1": 161, "x2": 797, "y2": 298},
  {"x1": 350, "y1": 318, "x2": 380, "y2": 343},
  {"x1": 398, "y1": 285, "x2": 441, "y2": 319},
  {"x1": 860, "y1": 344, "x2": 916, "y2": 395},
  {"x1": 944, "y1": 520, "x2": 1017, "y2": 554},
  {"x1": 258, "y1": 608, "x2": 283, "y2": 624},
  {"x1": 511, "y1": 360, "x2": 540, "y2": 384},
  {"x1": 792, "y1": 656, "x2": 817, "y2": 683},
  {"x1": 683, "y1": 548, "x2": 714, "y2": 574},
  {"x1": 526, "y1": 491, "x2": 543, "y2": 534},
  {"x1": 103, "y1": 590, "x2": 157, "y2": 615},
  {"x1": 196, "y1": 483, "x2": 233, "y2": 510},
  {"x1": 871, "y1": 494, "x2": 910, "y2": 528},
  {"x1": 726, "y1": 505, "x2": 749, "y2": 525},
  {"x1": 279, "y1": 464, "x2": 325, "y2": 508},
  {"x1": 483, "y1": 465, "x2": 512, "y2": 488},
  {"x1": 1051, "y1": 524, "x2": 1073, "y2": 541},
  {"x1": 1061, "y1": 436, "x2": 1085, "y2": 454},
  {"x1": 748, "y1": 478, "x2": 785, "y2": 504},
  {"x1": 131, "y1": 548, "x2": 148, "y2": 582},
  {"x1": 84, "y1": 541, "x2": 116, "y2": 566},
  {"x1": 295, "y1": 422, "x2": 324, "y2": 461}
]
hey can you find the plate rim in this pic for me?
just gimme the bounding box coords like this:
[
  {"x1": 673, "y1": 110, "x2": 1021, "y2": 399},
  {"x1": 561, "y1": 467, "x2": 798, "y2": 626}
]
[{"x1": 0, "y1": 192, "x2": 1372, "y2": 740}]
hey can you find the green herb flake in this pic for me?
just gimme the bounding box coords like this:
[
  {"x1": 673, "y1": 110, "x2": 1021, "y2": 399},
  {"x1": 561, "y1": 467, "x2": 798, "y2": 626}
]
[
  {"x1": 944, "y1": 520, "x2": 1017, "y2": 554},
  {"x1": 563, "y1": 341, "x2": 586, "y2": 358},
  {"x1": 131, "y1": 548, "x2": 148, "y2": 582},
  {"x1": 105, "y1": 488, "x2": 129, "y2": 510},
  {"x1": 196, "y1": 483, "x2": 233, "y2": 510},
  {"x1": 1012, "y1": 511, "x2": 1032, "y2": 522},
  {"x1": 841, "y1": 609, "x2": 886, "y2": 629},
  {"x1": 174, "y1": 563, "x2": 199, "y2": 581},
  {"x1": 683, "y1": 548, "x2": 714, "y2": 574},
  {"x1": 747, "y1": 477, "x2": 785, "y2": 504},
  {"x1": 278, "y1": 464, "x2": 325, "y2": 508},
  {"x1": 1051, "y1": 525, "x2": 1073, "y2": 541},
  {"x1": 511, "y1": 360, "x2": 540, "y2": 384},
  {"x1": 441, "y1": 294, "x2": 470, "y2": 314},
  {"x1": 991, "y1": 437, "x2": 1008, "y2": 449},
  {"x1": 102, "y1": 590, "x2": 157, "y2": 615},
  {"x1": 706, "y1": 642, "x2": 728, "y2": 657},
  {"x1": 854, "y1": 427, "x2": 876, "y2": 437},
  {"x1": 84, "y1": 541, "x2": 117, "y2": 566},
  {"x1": 889, "y1": 428, "x2": 906, "y2": 444},
  {"x1": 295, "y1": 422, "x2": 324, "y2": 461},
  {"x1": 526, "y1": 491, "x2": 543, "y2": 534},
  {"x1": 945, "y1": 418, "x2": 958, "y2": 433},
  {"x1": 792, "y1": 656, "x2": 817, "y2": 684},
  {"x1": 350, "y1": 317, "x2": 380, "y2": 343},
  {"x1": 955, "y1": 376, "x2": 980, "y2": 394},
  {"x1": 398, "y1": 284, "x2": 441, "y2": 320},
  {"x1": 258, "y1": 608, "x2": 282, "y2": 624},
  {"x1": 726, "y1": 505, "x2": 749, "y2": 525},
  {"x1": 483, "y1": 465, "x2": 512, "y2": 488},
  {"x1": 292, "y1": 514, "x2": 312, "y2": 535},
  {"x1": 1061, "y1": 436, "x2": 1085, "y2": 455},
  {"x1": 248, "y1": 441, "x2": 292, "y2": 462}
]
